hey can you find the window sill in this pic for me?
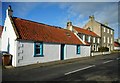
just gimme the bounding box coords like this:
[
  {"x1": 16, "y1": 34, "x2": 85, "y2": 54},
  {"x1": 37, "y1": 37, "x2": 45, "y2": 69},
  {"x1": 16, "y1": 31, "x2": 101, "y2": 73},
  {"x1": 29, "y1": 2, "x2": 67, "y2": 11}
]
[{"x1": 34, "y1": 55, "x2": 44, "y2": 57}]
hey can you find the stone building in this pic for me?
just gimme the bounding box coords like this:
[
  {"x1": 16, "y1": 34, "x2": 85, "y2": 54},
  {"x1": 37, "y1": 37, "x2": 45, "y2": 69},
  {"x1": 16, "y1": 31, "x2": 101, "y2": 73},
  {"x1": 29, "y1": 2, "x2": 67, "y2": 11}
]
[{"x1": 83, "y1": 15, "x2": 114, "y2": 51}]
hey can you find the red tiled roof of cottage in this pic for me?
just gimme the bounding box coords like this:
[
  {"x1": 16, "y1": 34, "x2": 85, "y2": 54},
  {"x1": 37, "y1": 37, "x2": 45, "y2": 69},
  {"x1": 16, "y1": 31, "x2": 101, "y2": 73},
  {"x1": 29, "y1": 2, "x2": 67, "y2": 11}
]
[
  {"x1": 0, "y1": 25, "x2": 3, "y2": 37},
  {"x1": 114, "y1": 42, "x2": 120, "y2": 47},
  {"x1": 12, "y1": 17, "x2": 84, "y2": 45},
  {"x1": 73, "y1": 26, "x2": 100, "y2": 37}
]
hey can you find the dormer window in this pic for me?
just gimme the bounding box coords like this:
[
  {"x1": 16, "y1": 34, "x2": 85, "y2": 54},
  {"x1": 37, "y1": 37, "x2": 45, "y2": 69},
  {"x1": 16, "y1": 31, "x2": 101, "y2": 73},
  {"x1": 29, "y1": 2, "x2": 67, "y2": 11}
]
[
  {"x1": 66, "y1": 32, "x2": 71, "y2": 37},
  {"x1": 87, "y1": 27, "x2": 91, "y2": 31}
]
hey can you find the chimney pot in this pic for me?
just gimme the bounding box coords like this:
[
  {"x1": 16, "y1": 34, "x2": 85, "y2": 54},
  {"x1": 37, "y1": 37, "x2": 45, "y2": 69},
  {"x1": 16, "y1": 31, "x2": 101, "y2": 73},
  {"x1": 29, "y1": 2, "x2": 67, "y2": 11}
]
[
  {"x1": 6, "y1": 5, "x2": 13, "y2": 17},
  {"x1": 89, "y1": 15, "x2": 94, "y2": 21}
]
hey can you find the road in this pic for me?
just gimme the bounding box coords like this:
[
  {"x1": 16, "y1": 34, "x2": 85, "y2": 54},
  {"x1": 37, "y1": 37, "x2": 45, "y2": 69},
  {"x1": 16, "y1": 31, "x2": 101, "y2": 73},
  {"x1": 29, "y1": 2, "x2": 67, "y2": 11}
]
[{"x1": 2, "y1": 52, "x2": 120, "y2": 82}]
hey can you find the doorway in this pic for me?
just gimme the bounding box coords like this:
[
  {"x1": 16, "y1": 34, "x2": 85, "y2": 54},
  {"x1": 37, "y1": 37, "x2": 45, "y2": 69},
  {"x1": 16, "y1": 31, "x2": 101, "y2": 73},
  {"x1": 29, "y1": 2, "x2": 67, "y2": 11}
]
[{"x1": 61, "y1": 44, "x2": 65, "y2": 60}]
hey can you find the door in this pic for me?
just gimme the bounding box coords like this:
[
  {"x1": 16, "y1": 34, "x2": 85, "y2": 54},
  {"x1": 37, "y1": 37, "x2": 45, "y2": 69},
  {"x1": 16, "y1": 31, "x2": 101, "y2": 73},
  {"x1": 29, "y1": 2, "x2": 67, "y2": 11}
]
[{"x1": 61, "y1": 44, "x2": 65, "y2": 60}]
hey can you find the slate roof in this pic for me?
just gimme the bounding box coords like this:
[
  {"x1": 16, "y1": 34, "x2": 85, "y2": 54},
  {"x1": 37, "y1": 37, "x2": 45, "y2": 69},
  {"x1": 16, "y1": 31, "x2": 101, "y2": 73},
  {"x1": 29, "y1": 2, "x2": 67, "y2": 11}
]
[
  {"x1": 73, "y1": 26, "x2": 100, "y2": 37},
  {"x1": 12, "y1": 17, "x2": 84, "y2": 45},
  {"x1": 96, "y1": 21, "x2": 114, "y2": 31}
]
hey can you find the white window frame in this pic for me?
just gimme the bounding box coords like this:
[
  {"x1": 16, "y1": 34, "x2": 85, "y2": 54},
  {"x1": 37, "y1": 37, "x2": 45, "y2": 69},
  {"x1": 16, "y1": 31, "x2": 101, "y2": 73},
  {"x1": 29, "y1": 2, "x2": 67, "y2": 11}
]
[
  {"x1": 83, "y1": 35, "x2": 85, "y2": 41},
  {"x1": 93, "y1": 37, "x2": 95, "y2": 43},
  {"x1": 111, "y1": 30, "x2": 112, "y2": 34},
  {"x1": 107, "y1": 29, "x2": 109, "y2": 33},
  {"x1": 88, "y1": 36, "x2": 91, "y2": 42},
  {"x1": 104, "y1": 27, "x2": 105, "y2": 32},
  {"x1": 97, "y1": 38, "x2": 100, "y2": 43}
]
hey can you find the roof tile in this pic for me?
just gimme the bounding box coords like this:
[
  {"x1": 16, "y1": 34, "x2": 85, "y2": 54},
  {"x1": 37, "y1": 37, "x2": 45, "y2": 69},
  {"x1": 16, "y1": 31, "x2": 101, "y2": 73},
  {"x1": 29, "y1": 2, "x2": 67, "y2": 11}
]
[
  {"x1": 73, "y1": 26, "x2": 100, "y2": 37},
  {"x1": 12, "y1": 17, "x2": 84, "y2": 45}
]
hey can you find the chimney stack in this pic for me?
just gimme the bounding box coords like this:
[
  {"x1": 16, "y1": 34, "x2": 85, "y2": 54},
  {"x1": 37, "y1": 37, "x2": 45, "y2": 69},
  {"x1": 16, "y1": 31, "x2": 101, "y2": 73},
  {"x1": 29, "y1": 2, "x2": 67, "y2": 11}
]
[
  {"x1": 89, "y1": 15, "x2": 94, "y2": 21},
  {"x1": 6, "y1": 5, "x2": 13, "y2": 17},
  {"x1": 67, "y1": 21, "x2": 73, "y2": 31},
  {"x1": 104, "y1": 22, "x2": 108, "y2": 26}
]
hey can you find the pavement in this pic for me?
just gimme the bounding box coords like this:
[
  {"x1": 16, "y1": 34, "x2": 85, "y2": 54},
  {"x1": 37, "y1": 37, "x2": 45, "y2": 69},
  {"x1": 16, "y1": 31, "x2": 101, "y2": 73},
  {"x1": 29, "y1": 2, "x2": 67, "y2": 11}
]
[{"x1": 2, "y1": 52, "x2": 120, "y2": 82}]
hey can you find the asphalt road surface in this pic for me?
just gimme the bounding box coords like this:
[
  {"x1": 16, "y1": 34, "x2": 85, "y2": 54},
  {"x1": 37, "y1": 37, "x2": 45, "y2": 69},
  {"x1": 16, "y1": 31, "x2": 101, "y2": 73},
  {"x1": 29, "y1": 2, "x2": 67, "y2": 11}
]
[{"x1": 2, "y1": 52, "x2": 120, "y2": 82}]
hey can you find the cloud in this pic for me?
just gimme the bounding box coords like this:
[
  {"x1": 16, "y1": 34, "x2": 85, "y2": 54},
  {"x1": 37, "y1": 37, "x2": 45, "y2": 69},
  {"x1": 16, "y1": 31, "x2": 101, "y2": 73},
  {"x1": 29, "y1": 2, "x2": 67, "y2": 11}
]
[
  {"x1": 13, "y1": 2, "x2": 40, "y2": 17},
  {"x1": 58, "y1": 2, "x2": 118, "y2": 38}
]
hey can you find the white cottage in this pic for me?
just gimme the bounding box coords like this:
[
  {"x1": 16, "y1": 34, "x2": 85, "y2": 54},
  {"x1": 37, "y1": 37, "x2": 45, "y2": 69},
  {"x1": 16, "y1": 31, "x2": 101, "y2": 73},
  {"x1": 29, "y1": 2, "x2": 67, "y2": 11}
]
[{"x1": 1, "y1": 6, "x2": 90, "y2": 67}]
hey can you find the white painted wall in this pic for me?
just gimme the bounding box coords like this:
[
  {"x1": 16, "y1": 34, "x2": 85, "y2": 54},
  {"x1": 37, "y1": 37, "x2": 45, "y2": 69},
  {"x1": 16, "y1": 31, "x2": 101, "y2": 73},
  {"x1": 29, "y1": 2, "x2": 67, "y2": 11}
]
[
  {"x1": 114, "y1": 47, "x2": 120, "y2": 50},
  {"x1": 91, "y1": 52, "x2": 111, "y2": 56},
  {"x1": 65, "y1": 45, "x2": 90, "y2": 60},
  {"x1": 16, "y1": 41, "x2": 61, "y2": 67},
  {"x1": 1, "y1": 16, "x2": 17, "y2": 66},
  {"x1": 15, "y1": 41, "x2": 90, "y2": 67},
  {"x1": 1, "y1": 16, "x2": 17, "y2": 53}
]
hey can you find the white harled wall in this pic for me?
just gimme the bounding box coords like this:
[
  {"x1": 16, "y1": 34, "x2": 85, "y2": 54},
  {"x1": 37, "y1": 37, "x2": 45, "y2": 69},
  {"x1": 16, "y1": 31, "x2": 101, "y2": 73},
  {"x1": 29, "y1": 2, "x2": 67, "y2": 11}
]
[
  {"x1": 15, "y1": 41, "x2": 90, "y2": 67},
  {"x1": 1, "y1": 16, "x2": 17, "y2": 67},
  {"x1": 65, "y1": 45, "x2": 90, "y2": 59},
  {"x1": 16, "y1": 41, "x2": 61, "y2": 67}
]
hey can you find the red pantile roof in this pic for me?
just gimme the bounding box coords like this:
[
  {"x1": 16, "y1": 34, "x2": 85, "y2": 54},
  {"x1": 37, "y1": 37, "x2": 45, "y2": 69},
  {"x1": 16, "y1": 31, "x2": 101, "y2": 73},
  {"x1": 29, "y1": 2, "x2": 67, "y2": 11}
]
[
  {"x1": 114, "y1": 42, "x2": 120, "y2": 47},
  {"x1": 73, "y1": 26, "x2": 100, "y2": 37},
  {"x1": 12, "y1": 17, "x2": 84, "y2": 45},
  {"x1": 0, "y1": 25, "x2": 3, "y2": 37}
]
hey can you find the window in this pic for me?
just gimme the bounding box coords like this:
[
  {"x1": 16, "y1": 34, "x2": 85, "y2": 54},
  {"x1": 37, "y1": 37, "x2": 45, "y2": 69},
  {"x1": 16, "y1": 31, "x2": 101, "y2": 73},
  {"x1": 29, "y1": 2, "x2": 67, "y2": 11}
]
[
  {"x1": 88, "y1": 36, "x2": 91, "y2": 42},
  {"x1": 34, "y1": 42, "x2": 43, "y2": 57},
  {"x1": 97, "y1": 38, "x2": 100, "y2": 43},
  {"x1": 104, "y1": 36, "x2": 106, "y2": 43},
  {"x1": 5, "y1": 27, "x2": 6, "y2": 31},
  {"x1": 111, "y1": 30, "x2": 112, "y2": 34},
  {"x1": 83, "y1": 35, "x2": 85, "y2": 41},
  {"x1": 93, "y1": 37, "x2": 95, "y2": 43},
  {"x1": 76, "y1": 45, "x2": 80, "y2": 54},
  {"x1": 107, "y1": 37, "x2": 109, "y2": 43},
  {"x1": 107, "y1": 29, "x2": 109, "y2": 33},
  {"x1": 104, "y1": 28, "x2": 105, "y2": 32}
]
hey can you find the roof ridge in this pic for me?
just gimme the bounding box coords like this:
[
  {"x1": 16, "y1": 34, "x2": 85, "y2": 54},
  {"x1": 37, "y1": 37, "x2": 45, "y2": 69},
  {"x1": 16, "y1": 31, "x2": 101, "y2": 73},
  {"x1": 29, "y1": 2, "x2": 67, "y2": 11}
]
[
  {"x1": 13, "y1": 17, "x2": 63, "y2": 29},
  {"x1": 95, "y1": 21, "x2": 114, "y2": 30},
  {"x1": 73, "y1": 25, "x2": 95, "y2": 32}
]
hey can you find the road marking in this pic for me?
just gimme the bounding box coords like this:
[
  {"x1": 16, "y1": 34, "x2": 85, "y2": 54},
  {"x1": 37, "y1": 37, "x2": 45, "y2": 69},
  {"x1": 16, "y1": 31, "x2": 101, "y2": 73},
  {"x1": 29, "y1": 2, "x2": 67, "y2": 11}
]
[
  {"x1": 103, "y1": 60, "x2": 113, "y2": 64},
  {"x1": 64, "y1": 65, "x2": 95, "y2": 75}
]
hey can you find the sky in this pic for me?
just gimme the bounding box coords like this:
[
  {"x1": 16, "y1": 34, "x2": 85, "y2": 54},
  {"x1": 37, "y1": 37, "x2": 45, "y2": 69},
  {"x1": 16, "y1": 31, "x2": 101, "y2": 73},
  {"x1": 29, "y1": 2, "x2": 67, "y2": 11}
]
[{"x1": 1, "y1": 1, "x2": 119, "y2": 39}]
